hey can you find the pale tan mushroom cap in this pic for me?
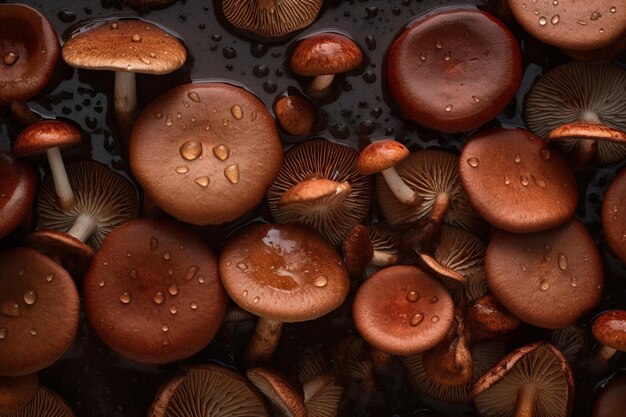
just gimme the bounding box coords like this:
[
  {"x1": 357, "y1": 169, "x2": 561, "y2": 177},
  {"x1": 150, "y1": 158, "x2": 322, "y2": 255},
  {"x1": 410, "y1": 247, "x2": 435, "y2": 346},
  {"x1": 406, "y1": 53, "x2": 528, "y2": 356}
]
[{"x1": 62, "y1": 19, "x2": 186, "y2": 74}]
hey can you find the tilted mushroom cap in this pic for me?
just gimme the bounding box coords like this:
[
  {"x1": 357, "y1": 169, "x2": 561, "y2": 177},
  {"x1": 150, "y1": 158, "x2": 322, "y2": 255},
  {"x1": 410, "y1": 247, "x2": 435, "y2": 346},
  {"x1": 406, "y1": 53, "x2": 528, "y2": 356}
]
[
  {"x1": 548, "y1": 122, "x2": 626, "y2": 167},
  {"x1": 22, "y1": 229, "x2": 94, "y2": 275},
  {"x1": 219, "y1": 0, "x2": 323, "y2": 39},
  {"x1": 37, "y1": 161, "x2": 138, "y2": 250},
  {"x1": 62, "y1": 19, "x2": 186, "y2": 75},
  {"x1": 290, "y1": 33, "x2": 363, "y2": 76},
  {"x1": 5, "y1": 387, "x2": 75, "y2": 417},
  {"x1": 357, "y1": 139, "x2": 409, "y2": 176},
  {"x1": 472, "y1": 342, "x2": 574, "y2": 417},
  {"x1": 592, "y1": 374, "x2": 626, "y2": 417},
  {"x1": 342, "y1": 224, "x2": 374, "y2": 279},
  {"x1": 465, "y1": 294, "x2": 520, "y2": 343},
  {"x1": 12, "y1": 121, "x2": 82, "y2": 157},
  {"x1": 592, "y1": 310, "x2": 626, "y2": 352},
  {"x1": 353, "y1": 265, "x2": 454, "y2": 355},
  {"x1": 131, "y1": 82, "x2": 283, "y2": 225},
  {"x1": 247, "y1": 367, "x2": 306, "y2": 417},
  {"x1": 602, "y1": 167, "x2": 626, "y2": 263},
  {"x1": 0, "y1": 4, "x2": 59, "y2": 105},
  {"x1": 273, "y1": 93, "x2": 316, "y2": 136},
  {"x1": 459, "y1": 128, "x2": 577, "y2": 232},
  {"x1": 151, "y1": 365, "x2": 270, "y2": 417},
  {"x1": 0, "y1": 152, "x2": 37, "y2": 239},
  {"x1": 0, "y1": 247, "x2": 79, "y2": 377},
  {"x1": 508, "y1": 0, "x2": 626, "y2": 50},
  {"x1": 386, "y1": 8, "x2": 521, "y2": 133},
  {"x1": 0, "y1": 373, "x2": 38, "y2": 414},
  {"x1": 219, "y1": 223, "x2": 350, "y2": 323},
  {"x1": 266, "y1": 139, "x2": 371, "y2": 246},
  {"x1": 485, "y1": 219, "x2": 603, "y2": 329},
  {"x1": 83, "y1": 219, "x2": 228, "y2": 364}
]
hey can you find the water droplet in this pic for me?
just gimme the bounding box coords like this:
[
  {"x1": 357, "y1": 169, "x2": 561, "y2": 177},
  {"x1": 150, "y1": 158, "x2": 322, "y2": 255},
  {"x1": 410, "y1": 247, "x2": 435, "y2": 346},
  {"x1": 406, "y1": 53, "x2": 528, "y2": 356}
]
[
  {"x1": 538, "y1": 16, "x2": 547, "y2": 25},
  {"x1": 551, "y1": 14, "x2": 560, "y2": 24},
  {"x1": 18, "y1": 268, "x2": 25, "y2": 277},
  {"x1": 540, "y1": 280, "x2": 549, "y2": 291},
  {"x1": 170, "y1": 306, "x2": 178, "y2": 314},
  {"x1": 120, "y1": 292, "x2": 131, "y2": 304},
  {"x1": 213, "y1": 144, "x2": 230, "y2": 161},
  {"x1": 163, "y1": 251, "x2": 171, "y2": 260},
  {"x1": 472, "y1": 95, "x2": 480, "y2": 103},
  {"x1": 434, "y1": 40, "x2": 443, "y2": 49},
  {"x1": 191, "y1": 174, "x2": 210, "y2": 187},
  {"x1": 166, "y1": 114, "x2": 173, "y2": 126},
  {"x1": 612, "y1": 204, "x2": 619, "y2": 213},
  {"x1": 150, "y1": 237, "x2": 159, "y2": 251},
  {"x1": 410, "y1": 313, "x2": 424, "y2": 326},
  {"x1": 30, "y1": 329, "x2": 37, "y2": 336},
  {"x1": 313, "y1": 275, "x2": 328, "y2": 287},
  {"x1": 179, "y1": 140, "x2": 202, "y2": 161},
  {"x1": 99, "y1": 279, "x2": 106, "y2": 287},
  {"x1": 514, "y1": 154, "x2": 521, "y2": 163},
  {"x1": 419, "y1": 53, "x2": 426, "y2": 61},
  {"x1": 520, "y1": 176, "x2": 529, "y2": 186},
  {"x1": 237, "y1": 262, "x2": 248, "y2": 271},
  {"x1": 185, "y1": 265, "x2": 199, "y2": 281},
  {"x1": 1, "y1": 302, "x2": 20, "y2": 317},
  {"x1": 0, "y1": 328, "x2": 6, "y2": 340},
  {"x1": 590, "y1": 11, "x2": 601, "y2": 20},
  {"x1": 558, "y1": 253, "x2": 568, "y2": 270},
  {"x1": 131, "y1": 34, "x2": 142, "y2": 42},
  {"x1": 190, "y1": 302, "x2": 198, "y2": 310},
  {"x1": 162, "y1": 338, "x2": 170, "y2": 345},
  {"x1": 185, "y1": 92, "x2": 201, "y2": 104},
  {"x1": 162, "y1": 324, "x2": 169, "y2": 332},
  {"x1": 128, "y1": 269, "x2": 138, "y2": 280},
  {"x1": 168, "y1": 268, "x2": 174, "y2": 276},
  {"x1": 168, "y1": 284, "x2": 179, "y2": 296},
  {"x1": 153, "y1": 292, "x2": 165, "y2": 305},
  {"x1": 504, "y1": 176, "x2": 511, "y2": 185},
  {"x1": 46, "y1": 273, "x2": 55, "y2": 282},
  {"x1": 140, "y1": 56, "x2": 151, "y2": 65},
  {"x1": 570, "y1": 278, "x2": 577, "y2": 287},
  {"x1": 467, "y1": 157, "x2": 479, "y2": 168},
  {"x1": 578, "y1": 20, "x2": 588, "y2": 25},
  {"x1": 230, "y1": 104, "x2": 244, "y2": 120},
  {"x1": 253, "y1": 296, "x2": 260, "y2": 303},
  {"x1": 23, "y1": 290, "x2": 36, "y2": 305},
  {"x1": 406, "y1": 291, "x2": 419, "y2": 303},
  {"x1": 224, "y1": 164, "x2": 240, "y2": 184},
  {"x1": 175, "y1": 165, "x2": 189, "y2": 174},
  {"x1": 111, "y1": 22, "x2": 119, "y2": 30},
  {"x1": 431, "y1": 316, "x2": 440, "y2": 323},
  {"x1": 243, "y1": 290, "x2": 248, "y2": 297},
  {"x1": 198, "y1": 276, "x2": 205, "y2": 284},
  {"x1": 3, "y1": 52, "x2": 19, "y2": 66},
  {"x1": 430, "y1": 297, "x2": 438, "y2": 304},
  {"x1": 444, "y1": 104, "x2": 453, "y2": 112},
  {"x1": 521, "y1": 265, "x2": 528, "y2": 272},
  {"x1": 610, "y1": 6, "x2": 617, "y2": 13},
  {"x1": 150, "y1": 52, "x2": 156, "y2": 58},
  {"x1": 535, "y1": 177, "x2": 546, "y2": 188}
]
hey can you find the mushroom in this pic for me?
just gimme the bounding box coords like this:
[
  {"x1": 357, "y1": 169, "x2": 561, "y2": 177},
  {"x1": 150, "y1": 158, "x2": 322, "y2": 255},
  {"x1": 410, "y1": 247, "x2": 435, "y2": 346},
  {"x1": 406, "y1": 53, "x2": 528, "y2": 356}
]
[
  {"x1": 485, "y1": 219, "x2": 604, "y2": 329},
  {"x1": 62, "y1": 19, "x2": 187, "y2": 133},
  {"x1": 0, "y1": 373, "x2": 38, "y2": 414},
  {"x1": 12, "y1": 120, "x2": 82, "y2": 211},
  {"x1": 149, "y1": 364, "x2": 271, "y2": 417},
  {"x1": 83, "y1": 218, "x2": 228, "y2": 364},
  {"x1": 22, "y1": 229, "x2": 93, "y2": 276},
  {"x1": 0, "y1": 152, "x2": 37, "y2": 239},
  {"x1": 602, "y1": 166, "x2": 626, "y2": 263},
  {"x1": 273, "y1": 92, "x2": 316, "y2": 136},
  {"x1": 219, "y1": 223, "x2": 350, "y2": 365},
  {"x1": 591, "y1": 374, "x2": 626, "y2": 417},
  {"x1": 0, "y1": 4, "x2": 59, "y2": 125},
  {"x1": 130, "y1": 82, "x2": 283, "y2": 225},
  {"x1": 0, "y1": 247, "x2": 79, "y2": 377},
  {"x1": 246, "y1": 367, "x2": 306, "y2": 417},
  {"x1": 459, "y1": 128, "x2": 578, "y2": 232},
  {"x1": 342, "y1": 223, "x2": 399, "y2": 279},
  {"x1": 6, "y1": 387, "x2": 76, "y2": 417},
  {"x1": 507, "y1": 0, "x2": 626, "y2": 50},
  {"x1": 37, "y1": 161, "x2": 138, "y2": 250},
  {"x1": 353, "y1": 265, "x2": 455, "y2": 355},
  {"x1": 219, "y1": 0, "x2": 324, "y2": 39},
  {"x1": 465, "y1": 294, "x2": 521, "y2": 344},
  {"x1": 591, "y1": 310, "x2": 626, "y2": 363},
  {"x1": 386, "y1": 8, "x2": 521, "y2": 133},
  {"x1": 290, "y1": 33, "x2": 363, "y2": 98},
  {"x1": 472, "y1": 342, "x2": 574, "y2": 417},
  {"x1": 266, "y1": 139, "x2": 371, "y2": 246}
]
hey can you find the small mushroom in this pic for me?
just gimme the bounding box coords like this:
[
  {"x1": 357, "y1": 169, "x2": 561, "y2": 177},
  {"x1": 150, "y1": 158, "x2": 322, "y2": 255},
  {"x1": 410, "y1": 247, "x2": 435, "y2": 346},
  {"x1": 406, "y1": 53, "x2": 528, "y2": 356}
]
[
  {"x1": 273, "y1": 92, "x2": 316, "y2": 136},
  {"x1": 0, "y1": 152, "x2": 37, "y2": 239},
  {"x1": 591, "y1": 374, "x2": 626, "y2": 417},
  {"x1": 290, "y1": 33, "x2": 363, "y2": 98},
  {"x1": 465, "y1": 294, "x2": 521, "y2": 344},
  {"x1": 591, "y1": 310, "x2": 626, "y2": 363},
  {"x1": 602, "y1": 167, "x2": 626, "y2": 263}
]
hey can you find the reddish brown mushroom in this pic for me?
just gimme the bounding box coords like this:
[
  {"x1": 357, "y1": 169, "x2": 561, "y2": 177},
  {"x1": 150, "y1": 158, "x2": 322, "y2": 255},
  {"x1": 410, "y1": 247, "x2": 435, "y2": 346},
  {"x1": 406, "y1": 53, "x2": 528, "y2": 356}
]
[
  {"x1": 0, "y1": 152, "x2": 37, "y2": 239},
  {"x1": 83, "y1": 219, "x2": 228, "y2": 364},
  {"x1": 273, "y1": 93, "x2": 316, "y2": 136},
  {"x1": 602, "y1": 167, "x2": 626, "y2": 263},
  {"x1": 592, "y1": 374, "x2": 626, "y2": 417},
  {"x1": 592, "y1": 310, "x2": 626, "y2": 363},
  {"x1": 386, "y1": 8, "x2": 521, "y2": 133},
  {"x1": 0, "y1": 373, "x2": 38, "y2": 414}
]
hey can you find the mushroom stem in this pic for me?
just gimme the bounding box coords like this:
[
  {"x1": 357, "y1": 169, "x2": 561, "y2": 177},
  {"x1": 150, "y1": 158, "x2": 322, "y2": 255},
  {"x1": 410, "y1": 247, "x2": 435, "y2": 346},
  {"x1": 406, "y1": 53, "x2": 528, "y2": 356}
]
[
  {"x1": 408, "y1": 192, "x2": 451, "y2": 249},
  {"x1": 596, "y1": 344, "x2": 617, "y2": 363},
  {"x1": 579, "y1": 110, "x2": 601, "y2": 124},
  {"x1": 46, "y1": 147, "x2": 76, "y2": 211},
  {"x1": 381, "y1": 167, "x2": 417, "y2": 205},
  {"x1": 514, "y1": 382, "x2": 538, "y2": 417},
  {"x1": 9, "y1": 101, "x2": 40, "y2": 125},
  {"x1": 572, "y1": 139, "x2": 597, "y2": 167},
  {"x1": 243, "y1": 317, "x2": 284, "y2": 366},
  {"x1": 67, "y1": 214, "x2": 98, "y2": 242},
  {"x1": 114, "y1": 71, "x2": 138, "y2": 136},
  {"x1": 309, "y1": 74, "x2": 335, "y2": 95},
  {"x1": 371, "y1": 250, "x2": 397, "y2": 266}
]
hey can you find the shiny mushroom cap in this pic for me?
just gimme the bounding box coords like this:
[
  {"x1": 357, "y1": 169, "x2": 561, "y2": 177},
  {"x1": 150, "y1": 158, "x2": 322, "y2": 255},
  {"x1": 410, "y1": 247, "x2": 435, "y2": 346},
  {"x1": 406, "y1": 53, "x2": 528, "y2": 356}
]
[
  {"x1": 290, "y1": 33, "x2": 363, "y2": 76},
  {"x1": 131, "y1": 82, "x2": 283, "y2": 225},
  {"x1": 12, "y1": 120, "x2": 82, "y2": 157},
  {"x1": 342, "y1": 224, "x2": 374, "y2": 279},
  {"x1": 83, "y1": 219, "x2": 228, "y2": 365},
  {"x1": 592, "y1": 374, "x2": 626, "y2": 417},
  {"x1": 0, "y1": 152, "x2": 37, "y2": 239},
  {"x1": 273, "y1": 93, "x2": 316, "y2": 136},
  {"x1": 356, "y1": 139, "x2": 409, "y2": 176},
  {"x1": 548, "y1": 122, "x2": 626, "y2": 168},
  {"x1": 0, "y1": 4, "x2": 59, "y2": 105},
  {"x1": 602, "y1": 167, "x2": 626, "y2": 263},
  {"x1": 246, "y1": 367, "x2": 306, "y2": 417},
  {"x1": 592, "y1": 310, "x2": 626, "y2": 352}
]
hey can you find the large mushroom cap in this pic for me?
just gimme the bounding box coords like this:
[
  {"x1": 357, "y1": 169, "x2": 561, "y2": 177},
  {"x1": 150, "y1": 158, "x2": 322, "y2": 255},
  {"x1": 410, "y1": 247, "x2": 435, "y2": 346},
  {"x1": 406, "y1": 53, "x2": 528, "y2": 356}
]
[
  {"x1": 83, "y1": 219, "x2": 227, "y2": 364},
  {"x1": 62, "y1": 19, "x2": 186, "y2": 75},
  {"x1": 592, "y1": 310, "x2": 626, "y2": 352},
  {"x1": 353, "y1": 265, "x2": 454, "y2": 355},
  {"x1": 0, "y1": 152, "x2": 37, "y2": 239},
  {"x1": 485, "y1": 219, "x2": 603, "y2": 329},
  {"x1": 219, "y1": 223, "x2": 350, "y2": 323},
  {"x1": 459, "y1": 128, "x2": 577, "y2": 233},
  {"x1": 592, "y1": 374, "x2": 626, "y2": 417},
  {"x1": 602, "y1": 167, "x2": 626, "y2": 263},
  {"x1": 12, "y1": 120, "x2": 82, "y2": 157},
  {"x1": 386, "y1": 8, "x2": 521, "y2": 133},
  {"x1": 0, "y1": 247, "x2": 79, "y2": 377},
  {"x1": 131, "y1": 82, "x2": 283, "y2": 225},
  {"x1": 290, "y1": 33, "x2": 363, "y2": 76},
  {"x1": 0, "y1": 4, "x2": 59, "y2": 105}
]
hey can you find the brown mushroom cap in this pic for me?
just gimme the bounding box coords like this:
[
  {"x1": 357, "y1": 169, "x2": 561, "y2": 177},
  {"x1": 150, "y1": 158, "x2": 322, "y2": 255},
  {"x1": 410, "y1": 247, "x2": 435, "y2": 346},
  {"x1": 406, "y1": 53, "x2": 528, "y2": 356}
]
[
  {"x1": 247, "y1": 367, "x2": 306, "y2": 417},
  {"x1": 12, "y1": 121, "x2": 82, "y2": 157},
  {"x1": 485, "y1": 219, "x2": 604, "y2": 329},
  {"x1": 602, "y1": 167, "x2": 626, "y2": 263},
  {"x1": 472, "y1": 342, "x2": 574, "y2": 417},
  {"x1": 508, "y1": 0, "x2": 626, "y2": 50},
  {"x1": 219, "y1": 223, "x2": 350, "y2": 322},
  {"x1": 357, "y1": 139, "x2": 409, "y2": 176},
  {"x1": 62, "y1": 19, "x2": 186, "y2": 75},
  {"x1": 131, "y1": 82, "x2": 283, "y2": 225},
  {"x1": 5, "y1": 387, "x2": 75, "y2": 417},
  {"x1": 459, "y1": 128, "x2": 578, "y2": 232},
  {"x1": 386, "y1": 8, "x2": 521, "y2": 133},
  {"x1": 548, "y1": 122, "x2": 626, "y2": 167},
  {"x1": 290, "y1": 33, "x2": 363, "y2": 76},
  {"x1": 22, "y1": 229, "x2": 94, "y2": 274},
  {"x1": 0, "y1": 247, "x2": 79, "y2": 377},
  {"x1": 220, "y1": 0, "x2": 323, "y2": 39},
  {"x1": 592, "y1": 310, "x2": 626, "y2": 352},
  {"x1": 592, "y1": 374, "x2": 626, "y2": 417},
  {"x1": 0, "y1": 4, "x2": 59, "y2": 105},
  {"x1": 0, "y1": 374, "x2": 38, "y2": 414},
  {"x1": 353, "y1": 265, "x2": 454, "y2": 355},
  {"x1": 0, "y1": 152, "x2": 37, "y2": 239},
  {"x1": 273, "y1": 93, "x2": 316, "y2": 136}
]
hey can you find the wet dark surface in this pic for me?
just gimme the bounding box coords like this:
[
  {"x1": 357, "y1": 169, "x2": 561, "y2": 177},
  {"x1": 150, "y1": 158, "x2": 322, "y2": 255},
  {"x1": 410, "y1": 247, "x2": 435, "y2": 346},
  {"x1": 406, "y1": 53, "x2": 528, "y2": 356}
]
[{"x1": 1, "y1": 0, "x2": 626, "y2": 416}]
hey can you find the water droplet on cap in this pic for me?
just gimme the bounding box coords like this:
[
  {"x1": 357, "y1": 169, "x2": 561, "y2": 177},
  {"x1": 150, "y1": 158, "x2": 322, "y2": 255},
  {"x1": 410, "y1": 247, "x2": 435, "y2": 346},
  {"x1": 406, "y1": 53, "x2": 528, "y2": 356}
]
[
  {"x1": 190, "y1": 302, "x2": 198, "y2": 310},
  {"x1": 590, "y1": 11, "x2": 601, "y2": 20},
  {"x1": 520, "y1": 176, "x2": 529, "y2": 186},
  {"x1": 237, "y1": 262, "x2": 248, "y2": 271},
  {"x1": 131, "y1": 34, "x2": 142, "y2": 42},
  {"x1": 224, "y1": 164, "x2": 240, "y2": 184},
  {"x1": 46, "y1": 273, "x2": 55, "y2": 282},
  {"x1": 0, "y1": 328, "x2": 6, "y2": 339},
  {"x1": 610, "y1": 6, "x2": 617, "y2": 13},
  {"x1": 170, "y1": 306, "x2": 178, "y2": 314},
  {"x1": 168, "y1": 284, "x2": 179, "y2": 296},
  {"x1": 551, "y1": 14, "x2": 560, "y2": 24},
  {"x1": 538, "y1": 16, "x2": 547, "y2": 25},
  {"x1": 434, "y1": 40, "x2": 443, "y2": 49},
  {"x1": 111, "y1": 22, "x2": 119, "y2": 30},
  {"x1": 30, "y1": 329, "x2": 37, "y2": 336},
  {"x1": 313, "y1": 275, "x2": 328, "y2": 287},
  {"x1": 406, "y1": 291, "x2": 419, "y2": 303},
  {"x1": 230, "y1": 104, "x2": 244, "y2": 119},
  {"x1": 253, "y1": 296, "x2": 260, "y2": 303},
  {"x1": 410, "y1": 313, "x2": 424, "y2": 326},
  {"x1": 430, "y1": 297, "x2": 438, "y2": 304},
  {"x1": 162, "y1": 324, "x2": 169, "y2": 332},
  {"x1": 431, "y1": 316, "x2": 440, "y2": 323},
  {"x1": 180, "y1": 140, "x2": 202, "y2": 161},
  {"x1": 175, "y1": 165, "x2": 189, "y2": 174},
  {"x1": 3, "y1": 52, "x2": 19, "y2": 66},
  {"x1": 444, "y1": 104, "x2": 453, "y2": 112},
  {"x1": 558, "y1": 253, "x2": 568, "y2": 270},
  {"x1": 467, "y1": 157, "x2": 479, "y2": 167},
  {"x1": 419, "y1": 53, "x2": 426, "y2": 61},
  {"x1": 128, "y1": 269, "x2": 138, "y2": 280},
  {"x1": 99, "y1": 280, "x2": 106, "y2": 287},
  {"x1": 23, "y1": 290, "x2": 36, "y2": 305},
  {"x1": 187, "y1": 91, "x2": 201, "y2": 103},
  {"x1": 153, "y1": 292, "x2": 165, "y2": 305},
  {"x1": 185, "y1": 265, "x2": 199, "y2": 280},
  {"x1": 120, "y1": 292, "x2": 131, "y2": 304},
  {"x1": 166, "y1": 114, "x2": 173, "y2": 126},
  {"x1": 504, "y1": 176, "x2": 511, "y2": 185},
  {"x1": 213, "y1": 144, "x2": 230, "y2": 161},
  {"x1": 540, "y1": 280, "x2": 549, "y2": 291},
  {"x1": 194, "y1": 176, "x2": 210, "y2": 187},
  {"x1": 162, "y1": 338, "x2": 169, "y2": 345},
  {"x1": 1, "y1": 301, "x2": 20, "y2": 317}
]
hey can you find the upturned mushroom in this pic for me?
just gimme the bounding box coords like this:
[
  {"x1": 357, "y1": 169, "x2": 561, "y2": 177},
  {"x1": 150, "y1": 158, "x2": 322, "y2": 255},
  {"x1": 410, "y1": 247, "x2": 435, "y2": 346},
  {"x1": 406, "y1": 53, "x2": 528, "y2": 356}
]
[
  {"x1": 342, "y1": 224, "x2": 398, "y2": 279},
  {"x1": 273, "y1": 92, "x2": 316, "y2": 136}
]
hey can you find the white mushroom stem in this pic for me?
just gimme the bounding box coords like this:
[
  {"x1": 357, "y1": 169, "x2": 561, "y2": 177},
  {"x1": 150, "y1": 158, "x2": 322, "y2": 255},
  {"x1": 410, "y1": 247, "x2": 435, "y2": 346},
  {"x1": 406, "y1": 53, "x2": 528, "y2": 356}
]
[
  {"x1": 381, "y1": 167, "x2": 417, "y2": 205},
  {"x1": 46, "y1": 147, "x2": 76, "y2": 211},
  {"x1": 310, "y1": 74, "x2": 335, "y2": 94},
  {"x1": 514, "y1": 382, "x2": 538, "y2": 417},
  {"x1": 9, "y1": 101, "x2": 40, "y2": 126},
  {"x1": 67, "y1": 213, "x2": 98, "y2": 243},
  {"x1": 371, "y1": 250, "x2": 397, "y2": 266},
  {"x1": 243, "y1": 317, "x2": 284, "y2": 366},
  {"x1": 596, "y1": 344, "x2": 617, "y2": 363},
  {"x1": 257, "y1": 0, "x2": 278, "y2": 12},
  {"x1": 579, "y1": 110, "x2": 601, "y2": 124},
  {"x1": 114, "y1": 71, "x2": 138, "y2": 135}
]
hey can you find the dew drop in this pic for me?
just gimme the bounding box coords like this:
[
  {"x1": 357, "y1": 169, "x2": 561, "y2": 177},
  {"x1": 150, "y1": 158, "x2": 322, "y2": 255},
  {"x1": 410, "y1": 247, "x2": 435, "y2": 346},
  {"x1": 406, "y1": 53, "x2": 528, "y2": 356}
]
[
  {"x1": 224, "y1": 164, "x2": 240, "y2": 184},
  {"x1": 514, "y1": 154, "x2": 521, "y2": 163},
  {"x1": 150, "y1": 237, "x2": 159, "y2": 251},
  {"x1": 155, "y1": 112, "x2": 163, "y2": 119},
  {"x1": 140, "y1": 56, "x2": 151, "y2": 65},
  {"x1": 18, "y1": 268, "x2": 25, "y2": 277},
  {"x1": 30, "y1": 329, "x2": 37, "y2": 336},
  {"x1": 551, "y1": 14, "x2": 560, "y2": 24},
  {"x1": 521, "y1": 265, "x2": 528, "y2": 272},
  {"x1": 46, "y1": 273, "x2": 55, "y2": 282},
  {"x1": 131, "y1": 34, "x2": 142, "y2": 42},
  {"x1": 162, "y1": 338, "x2": 169, "y2": 345},
  {"x1": 610, "y1": 6, "x2": 617, "y2": 13},
  {"x1": 103, "y1": 261, "x2": 109, "y2": 266},
  {"x1": 150, "y1": 52, "x2": 156, "y2": 58},
  {"x1": 520, "y1": 176, "x2": 529, "y2": 186},
  {"x1": 472, "y1": 95, "x2": 480, "y2": 103},
  {"x1": 230, "y1": 104, "x2": 244, "y2": 119},
  {"x1": 612, "y1": 204, "x2": 618, "y2": 213},
  {"x1": 166, "y1": 114, "x2": 173, "y2": 126},
  {"x1": 3, "y1": 52, "x2": 19, "y2": 66},
  {"x1": 544, "y1": 244, "x2": 552, "y2": 252},
  {"x1": 419, "y1": 53, "x2": 426, "y2": 61},
  {"x1": 540, "y1": 149, "x2": 551, "y2": 161},
  {"x1": 198, "y1": 276, "x2": 205, "y2": 284},
  {"x1": 444, "y1": 104, "x2": 453, "y2": 112},
  {"x1": 128, "y1": 269, "x2": 138, "y2": 280},
  {"x1": 153, "y1": 292, "x2": 165, "y2": 305},
  {"x1": 237, "y1": 262, "x2": 248, "y2": 271},
  {"x1": 0, "y1": 328, "x2": 6, "y2": 340},
  {"x1": 558, "y1": 253, "x2": 568, "y2": 270},
  {"x1": 578, "y1": 20, "x2": 588, "y2": 25},
  {"x1": 175, "y1": 165, "x2": 189, "y2": 174},
  {"x1": 163, "y1": 251, "x2": 171, "y2": 260},
  {"x1": 504, "y1": 176, "x2": 511, "y2": 185},
  {"x1": 538, "y1": 16, "x2": 547, "y2": 25},
  {"x1": 120, "y1": 292, "x2": 131, "y2": 304},
  {"x1": 212, "y1": 144, "x2": 230, "y2": 161},
  {"x1": 313, "y1": 275, "x2": 328, "y2": 287},
  {"x1": 194, "y1": 176, "x2": 210, "y2": 187},
  {"x1": 243, "y1": 290, "x2": 249, "y2": 297},
  {"x1": 253, "y1": 296, "x2": 260, "y2": 303},
  {"x1": 111, "y1": 22, "x2": 119, "y2": 30},
  {"x1": 162, "y1": 324, "x2": 169, "y2": 332},
  {"x1": 179, "y1": 140, "x2": 203, "y2": 161},
  {"x1": 170, "y1": 306, "x2": 178, "y2": 314},
  {"x1": 570, "y1": 278, "x2": 577, "y2": 287},
  {"x1": 1, "y1": 302, "x2": 20, "y2": 317},
  {"x1": 410, "y1": 313, "x2": 424, "y2": 326},
  {"x1": 187, "y1": 91, "x2": 201, "y2": 103},
  {"x1": 431, "y1": 316, "x2": 440, "y2": 323},
  {"x1": 99, "y1": 279, "x2": 106, "y2": 287},
  {"x1": 590, "y1": 11, "x2": 601, "y2": 20},
  {"x1": 168, "y1": 268, "x2": 174, "y2": 276},
  {"x1": 540, "y1": 280, "x2": 549, "y2": 291},
  {"x1": 190, "y1": 302, "x2": 198, "y2": 310},
  {"x1": 406, "y1": 290, "x2": 419, "y2": 303},
  {"x1": 185, "y1": 265, "x2": 199, "y2": 281},
  {"x1": 467, "y1": 157, "x2": 479, "y2": 168},
  {"x1": 430, "y1": 297, "x2": 438, "y2": 304},
  {"x1": 23, "y1": 290, "x2": 36, "y2": 305},
  {"x1": 434, "y1": 40, "x2": 443, "y2": 49},
  {"x1": 168, "y1": 284, "x2": 179, "y2": 296}
]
